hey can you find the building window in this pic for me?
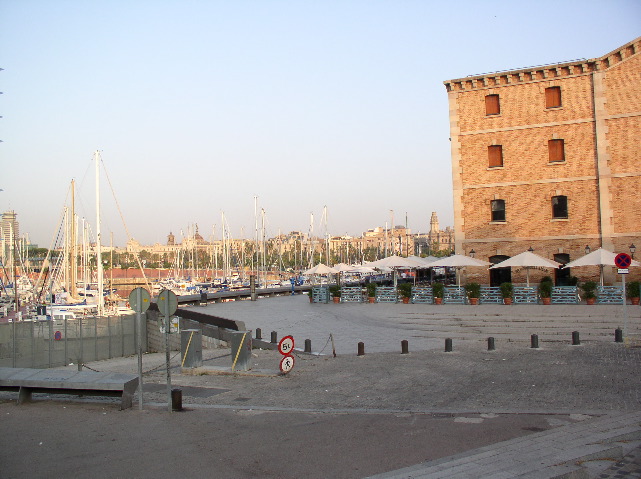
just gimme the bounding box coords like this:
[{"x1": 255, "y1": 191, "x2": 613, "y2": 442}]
[
  {"x1": 488, "y1": 145, "x2": 503, "y2": 168},
  {"x1": 548, "y1": 139, "x2": 565, "y2": 163},
  {"x1": 491, "y1": 199, "x2": 506, "y2": 222},
  {"x1": 552, "y1": 195, "x2": 568, "y2": 219},
  {"x1": 545, "y1": 86, "x2": 562, "y2": 108},
  {"x1": 485, "y1": 94, "x2": 500, "y2": 115}
]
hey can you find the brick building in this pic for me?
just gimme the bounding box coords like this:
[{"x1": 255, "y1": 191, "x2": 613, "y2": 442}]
[{"x1": 444, "y1": 37, "x2": 641, "y2": 285}]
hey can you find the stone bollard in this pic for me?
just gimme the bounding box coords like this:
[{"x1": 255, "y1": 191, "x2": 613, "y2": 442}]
[
  {"x1": 304, "y1": 339, "x2": 312, "y2": 353},
  {"x1": 401, "y1": 340, "x2": 409, "y2": 354},
  {"x1": 531, "y1": 334, "x2": 539, "y2": 349},
  {"x1": 487, "y1": 337, "x2": 495, "y2": 351},
  {"x1": 445, "y1": 338, "x2": 453, "y2": 352},
  {"x1": 171, "y1": 388, "x2": 183, "y2": 412},
  {"x1": 357, "y1": 342, "x2": 365, "y2": 356},
  {"x1": 572, "y1": 331, "x2": 580, "y2": 345},
  {"x1": 255, "y1": 328, "x2": 262, "y2": 340},
  {"x1": 270, "y1": 331, "x2": 278, "y2": 344},
  {"x1": 615, "y1": 328, "x2": 623, "y2": 343}
]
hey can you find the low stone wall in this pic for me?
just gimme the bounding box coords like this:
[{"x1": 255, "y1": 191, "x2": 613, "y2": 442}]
[{"x1": 146, "y1": 317, "x2": 229, "y2": 353}]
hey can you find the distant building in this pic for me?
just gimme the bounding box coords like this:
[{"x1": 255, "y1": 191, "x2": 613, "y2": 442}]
[
  {"x1": 1, "y1": 211, "x2": 19, "y2": 268},
  {"x1": 444, "y1": 37, "x2": 641, "y2": 285},
  {"x1": 414, "y1": 212, "x2": 454, "y2": 256}
]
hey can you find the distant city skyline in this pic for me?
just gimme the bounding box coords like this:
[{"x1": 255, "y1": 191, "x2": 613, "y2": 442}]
[{"x1": 1, "y1": 1, "x2": 640, "y2": 246}]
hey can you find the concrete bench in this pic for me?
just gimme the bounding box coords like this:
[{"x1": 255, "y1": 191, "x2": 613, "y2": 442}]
[{"x1": 0, "y1": 367, "x2": 139, "y2": 410}]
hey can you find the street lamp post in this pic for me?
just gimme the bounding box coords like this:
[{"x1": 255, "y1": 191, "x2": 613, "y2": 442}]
[{"x1": 630, "y1": 244, "x2": 636, "y2": 259}]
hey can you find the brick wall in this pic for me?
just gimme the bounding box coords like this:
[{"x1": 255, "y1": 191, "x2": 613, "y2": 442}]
[{"x1": 445, "y1": 37, "x2": 641, "y2": 284}]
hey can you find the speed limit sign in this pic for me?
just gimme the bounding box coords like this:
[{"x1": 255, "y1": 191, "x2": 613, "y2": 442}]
[{"x1": 278, "y1": 335, "x2": 295, "y2": 356}]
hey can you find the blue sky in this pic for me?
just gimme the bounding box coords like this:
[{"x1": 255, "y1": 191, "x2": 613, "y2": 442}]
[{"x1": 1, "y1": 0, "x2": 640, "y2": 247}]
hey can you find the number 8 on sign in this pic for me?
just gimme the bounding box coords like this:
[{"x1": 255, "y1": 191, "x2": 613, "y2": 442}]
[{"x1": 278, "y1": 335, "x2": 294, "y2": 355}]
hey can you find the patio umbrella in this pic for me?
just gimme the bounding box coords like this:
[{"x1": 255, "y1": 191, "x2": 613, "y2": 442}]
[
  {"x1": 303, "y1": 263, "x2": 338, "y2": 275},
  {"x1": 366, "y1": 255, "x2": 420, "y2": 269},
  {"x1": 428, "y1": 255, "x2": 491, "y2": 286},
  {"x1": 332, "y1": 263, "x2": 354, "y2": 272},
  {"x1": 406, "y1": 255, "x2": 439, "y2": 268},
  {"x1": 563, "y1": 248, "x2": 640, "y2": 285},
  {"x1": 490, "y1": 251, "x2": 561, "y2": 286}
]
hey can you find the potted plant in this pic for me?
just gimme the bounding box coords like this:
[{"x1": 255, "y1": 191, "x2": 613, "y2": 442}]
[
  {"x1": 539, "y1": 279, "x2": 552, "y2": 305},
  {"x1": 432, "y1": 282, "x2": 444, "y2": 304},
  {"x1": 580, "y1": 280, "x2": 598, "y2": 305},
  {"x1": 307, "y1": 289, "x2": 313, "y2": 303},
  {"x1": 329, "y1": 285, "x2": 341, "y2": 304},
  {"x1": 366, "y1": 282, "x2": 377, "y2": 303},
  {"x1": 627, "y1": 280, "x2": 640, "y2": 305},
  {"x1": 499, "y1": 282, "x2": 513, "y2": 305},
  {"x1": 398, "y1": 282, "x2": 413, "y2": 304},
  {"x1": 464, "y1": 282, "x2": 481, "y2": 305}
]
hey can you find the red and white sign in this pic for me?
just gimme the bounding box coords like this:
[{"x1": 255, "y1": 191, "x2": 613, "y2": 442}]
[
  {"x1": 279, "y1": 354, "x2": 295, "y2": 374},
  {"x1": 278, "y1": 336, "x2": 295, "y2": 356}
]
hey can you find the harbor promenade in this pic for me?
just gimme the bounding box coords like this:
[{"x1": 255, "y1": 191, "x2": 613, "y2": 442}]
[{"x1": 1, "y1": 295, "x2": 640, "y2": 478}]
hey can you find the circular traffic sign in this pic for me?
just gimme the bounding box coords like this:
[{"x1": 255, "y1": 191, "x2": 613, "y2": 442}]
[
  {"x1": 157, "y1": 289, "x2": 178, "y2": 316},
  {"x1": 54, "y1": 331, "x2": 62, "y2": 341},
  {"x1": 128, "y1": 287, "x2": 151, "y2": 313},
  {"x1": 615, "y1": 253, "x2": 632, "y2": 269},
  {"x1": 279, "y1": 354, "x2": 295, "y2": 374},
  {"x1": 278, "y1": 335, "x2": 295, "y2": 356}
]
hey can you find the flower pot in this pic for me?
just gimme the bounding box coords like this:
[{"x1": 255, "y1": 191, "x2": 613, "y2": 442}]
[
  {"x1": 434, "y1": 297, "x2": 443, "y2": 305},
  {"x1": 402, "y1": 297, "x2": 410, "y2": 304},
  {"x1": 503, "y1": 298, "x2": 512, "y2": 305},
  {"x1": 332, "y1": 297, "x2": 340, "y2": 304},
  {"x1": 469, "y1": 298, "x2": 479, "y2": 305},
  {"x1": 586, "y1": 297, "x2": 596, "y2": 305},
  {"x1": 631, "y1": 297, "x2": 640, "y2": 305},
  {"x1": 368, "y1": 296, "x2": 375, "y2": 303},
  {"x1": 542, "y1": 297, "x2": 551, "y2": 305}
]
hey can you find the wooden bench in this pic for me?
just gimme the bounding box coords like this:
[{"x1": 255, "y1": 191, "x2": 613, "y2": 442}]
[{"x1": 0, "y1": 367, "x2": 139, "y2": 410}]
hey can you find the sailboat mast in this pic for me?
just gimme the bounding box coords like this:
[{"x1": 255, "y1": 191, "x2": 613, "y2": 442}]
[
  {"x1": 70, "y1": 180, "x2": 78, "y2": 298},
  {"x1": 95, "y1": 151, "x2": 104, "y2": 316}
]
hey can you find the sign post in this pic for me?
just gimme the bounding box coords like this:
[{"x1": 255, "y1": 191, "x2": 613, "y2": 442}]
[
  {"x1": 278, "y1": 335, "x2": 295, "y2": 374},
  {"x1": 129, "y1": 287, "x2": 151, "y2": 410},
  {"x1": 157, "y1": 289, "x2": 178, "y2": 412},
  {"x1": 615, "y1": 253, "x2": 632, "y2": 342}
]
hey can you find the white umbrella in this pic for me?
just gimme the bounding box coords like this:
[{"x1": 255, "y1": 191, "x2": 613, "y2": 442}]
[
  {"x1": 428, "y1": 255, "x2": 491, "y2": 268},
  {"x1": 406, "y1": 255, "x2": 438, "y2": 268},
  {"x1": 347, "y1": 265, "x2": 376, "y2": 274},
  {"x1": 366, "y1": 255, "x2": 420, "y2": 269},
  {"x1": 332, "y1": 263, "x2": 354, "y2": 272},
  {"x1": 563, "y1": 248, "x2": 640, "y2": 285},
  {"x1": 303, "y1": 263, "x2": 338, "y2": 275},
  {"x1": 428, "y1": 255, "x2": 491, "y2": 286},
  {"x1": 490, "y1": 251, "x2": 561, "y2": 286}
]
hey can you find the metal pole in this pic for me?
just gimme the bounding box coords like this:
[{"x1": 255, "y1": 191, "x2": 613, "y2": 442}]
[
  {"x1": 622, "y1": 273, "x2": 628, "y2": 343},
  {"x1": 165, "y1": 309, "x2": 172, "y2": 412},
  {"x1": 136, "y1": 288, "x2": 143, "y2": 410}
]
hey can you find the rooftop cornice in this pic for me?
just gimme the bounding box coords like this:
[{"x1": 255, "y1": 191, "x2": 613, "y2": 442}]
[{"x1": 444, "y1": 36, "x2": 641, "y2": 92}]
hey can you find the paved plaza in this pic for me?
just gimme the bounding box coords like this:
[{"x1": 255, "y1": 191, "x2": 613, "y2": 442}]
[{"x1": 1, "y1": 295, "x2": 640, "y2": 478}]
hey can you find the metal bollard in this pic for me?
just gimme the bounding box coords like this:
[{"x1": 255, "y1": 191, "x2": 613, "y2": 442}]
[
  {"x1": 255, "y1": 328, "x2": 262, "y2": 340},
  {"x1": 401, "y1": 340, "x2": 409, "y2": 354},
  {"x1": 615, "y1": 328, "x2": 623, "y2": 343},
  {"x1": 445, "y1": 338, "x2": 453, "y2": 352},
  {"x1": 572, "y1": 331, "x2": 580, "y2": 345},
  {"x1": 270, "y1": 331, "x2": 278, "y2": 344},
  {"x1": 171, "y1": 388, "x2": 183, "y2": 412},
  {"x1": 487, "y1": 337, "x2": 495, "y2": 351},
  {"x1": 357, "y1": 342, "x2": 365, "y2": 356},
  {"x1": 304, "y1": 339, "x2": 312, "y2": 353},
  {"x1": 531, "y1": 334, "x2": 539, "y2": 349}
]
